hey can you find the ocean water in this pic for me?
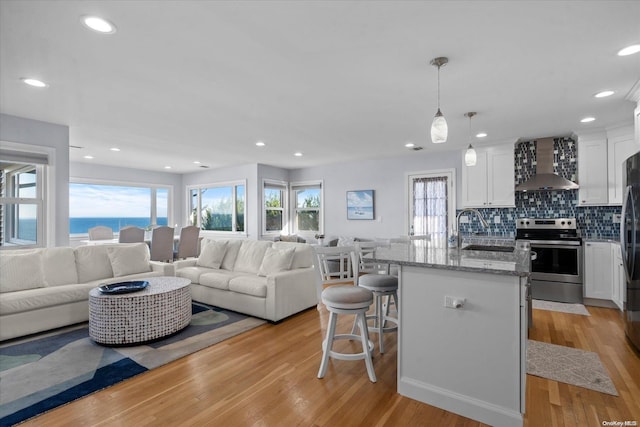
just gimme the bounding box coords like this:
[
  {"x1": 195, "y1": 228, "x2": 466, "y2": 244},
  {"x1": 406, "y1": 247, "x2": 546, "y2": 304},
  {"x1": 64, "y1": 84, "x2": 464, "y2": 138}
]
[
  {"x1": 70, "y1": 217, "x2": 168, "y2": 234},
  {"x1": 347, "y1": 206, "x2": 374, "y2": 220}
]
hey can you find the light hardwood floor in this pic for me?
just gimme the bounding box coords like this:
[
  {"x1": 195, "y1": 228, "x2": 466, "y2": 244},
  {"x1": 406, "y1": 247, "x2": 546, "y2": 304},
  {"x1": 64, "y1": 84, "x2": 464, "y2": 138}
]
[{"x1": 21, "y1": 304, "x2": 640, "y2": 426}]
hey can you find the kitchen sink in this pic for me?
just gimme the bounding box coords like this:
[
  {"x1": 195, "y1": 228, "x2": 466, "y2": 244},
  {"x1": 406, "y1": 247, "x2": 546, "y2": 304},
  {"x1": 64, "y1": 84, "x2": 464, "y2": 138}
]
[{"x1": 461, "y1": 244, "x2": 515, "y2": 253}]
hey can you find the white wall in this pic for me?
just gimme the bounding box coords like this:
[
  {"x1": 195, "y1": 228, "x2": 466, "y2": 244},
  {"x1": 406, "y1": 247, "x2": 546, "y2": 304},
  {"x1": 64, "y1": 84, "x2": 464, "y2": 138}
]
[
  {"x1": 289, "y1": 150, "x2": 461, "y2": 239},
  {"x1": 69, "y1": 162, "x2": 184, "y2": 226},
  {"x1": 0, "y1": 113, "x2": 70, "y2": 246}
]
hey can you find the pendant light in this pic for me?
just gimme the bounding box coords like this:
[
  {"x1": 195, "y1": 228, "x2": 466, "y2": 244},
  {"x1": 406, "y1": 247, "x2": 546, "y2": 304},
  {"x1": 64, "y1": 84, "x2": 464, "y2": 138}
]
[
  {"x1": 430, "y1": 57, "x2": 449, "y2": 143},
  {"x1": 464, "y1": 112, "x2": 477, "y2": 166}
]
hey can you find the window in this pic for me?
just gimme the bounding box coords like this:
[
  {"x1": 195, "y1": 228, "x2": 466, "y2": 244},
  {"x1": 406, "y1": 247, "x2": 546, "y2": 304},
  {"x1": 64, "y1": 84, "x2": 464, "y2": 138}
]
[
  {"x1": 69, "y1": 181, "x2": 172, "y2": 235},
  {"x1": 291, "y1": 181, "x2": 322, "y2": 235},
  {"x1": 408, "y1": 170, "x2": 455, "y2": 246},
  {"x1": 263, "y1": 180, "x2": 287, "y2": 235},
  {"x1": 1, "y1": 164, "x2": 44, "y2": 247},
  {"x1": 1, "y1": 145, "x2": 50, "y2": 248},
  {"x1": 189, "y1": 181, "x2": 245, "y2": 233}
]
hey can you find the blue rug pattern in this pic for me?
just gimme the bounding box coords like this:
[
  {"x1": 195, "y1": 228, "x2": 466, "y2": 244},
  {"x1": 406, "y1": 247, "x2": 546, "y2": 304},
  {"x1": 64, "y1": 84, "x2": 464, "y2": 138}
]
[{"x1": 0, "y1": 302, "x2": 265, "y2": 426}]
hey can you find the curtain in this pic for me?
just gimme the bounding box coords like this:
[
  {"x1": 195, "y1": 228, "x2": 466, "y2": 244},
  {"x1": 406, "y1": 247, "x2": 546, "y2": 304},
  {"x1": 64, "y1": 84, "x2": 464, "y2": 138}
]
[{"x1": 412, "y1": 176, "x2": 448, "y2": 241}]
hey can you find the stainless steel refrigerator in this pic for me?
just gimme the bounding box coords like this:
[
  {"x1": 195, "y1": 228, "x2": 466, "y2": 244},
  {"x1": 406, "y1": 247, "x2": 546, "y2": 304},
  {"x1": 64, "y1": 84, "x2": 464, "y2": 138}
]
[{"x1": 621, "y1": 150, "x2": 640, "y2": 351}]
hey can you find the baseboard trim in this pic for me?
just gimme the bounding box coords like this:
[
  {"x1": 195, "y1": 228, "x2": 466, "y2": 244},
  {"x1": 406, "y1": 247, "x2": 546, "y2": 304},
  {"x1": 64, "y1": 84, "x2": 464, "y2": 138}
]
[{"x1": 398, "y1": 376, "x2": 523, "y2": 427}]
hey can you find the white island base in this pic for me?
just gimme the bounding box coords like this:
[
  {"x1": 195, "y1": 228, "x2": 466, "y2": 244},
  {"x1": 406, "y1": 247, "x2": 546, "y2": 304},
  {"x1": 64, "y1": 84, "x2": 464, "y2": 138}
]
[{"x1": 398, "y1": 266, "x2": 527, "y2": 427}]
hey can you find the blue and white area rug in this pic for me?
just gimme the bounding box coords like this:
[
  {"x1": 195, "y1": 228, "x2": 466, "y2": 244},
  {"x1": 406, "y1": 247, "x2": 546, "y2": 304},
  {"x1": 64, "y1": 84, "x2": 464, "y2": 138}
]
[{"x1": 0, "y1": 303, "x2": 265, "y2": 426}]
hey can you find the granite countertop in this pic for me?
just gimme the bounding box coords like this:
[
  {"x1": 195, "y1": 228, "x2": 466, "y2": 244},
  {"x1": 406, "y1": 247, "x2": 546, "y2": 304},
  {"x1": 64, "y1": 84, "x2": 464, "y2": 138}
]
[{"x1": 368, "y1": 239, "x2": 531, "y2": 277}]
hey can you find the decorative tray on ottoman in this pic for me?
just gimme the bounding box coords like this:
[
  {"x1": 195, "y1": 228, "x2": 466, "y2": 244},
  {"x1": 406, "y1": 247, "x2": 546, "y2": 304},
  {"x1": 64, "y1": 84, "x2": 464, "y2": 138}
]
[{"x1": 98, "y1": 281, "x2": 149, "y2": 294}]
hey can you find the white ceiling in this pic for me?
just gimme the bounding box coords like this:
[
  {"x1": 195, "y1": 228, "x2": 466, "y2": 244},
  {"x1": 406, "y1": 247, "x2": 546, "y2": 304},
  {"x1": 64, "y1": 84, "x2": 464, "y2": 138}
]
[{"x1": 1, "y1": 1, "x2": 639, "y2": 173}]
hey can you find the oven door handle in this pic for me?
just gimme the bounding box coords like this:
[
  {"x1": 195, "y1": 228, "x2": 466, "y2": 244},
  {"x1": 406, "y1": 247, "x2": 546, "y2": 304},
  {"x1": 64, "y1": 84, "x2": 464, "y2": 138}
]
[{"x1": 528, "y1": 241, "x2": 582, "y2": 248}]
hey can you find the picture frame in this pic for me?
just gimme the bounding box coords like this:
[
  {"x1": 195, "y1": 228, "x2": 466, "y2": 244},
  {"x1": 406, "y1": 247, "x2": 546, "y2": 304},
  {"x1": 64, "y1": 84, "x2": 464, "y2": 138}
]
[{"x1": 346, "y1": 190, "x2": 374, "y2": 220}]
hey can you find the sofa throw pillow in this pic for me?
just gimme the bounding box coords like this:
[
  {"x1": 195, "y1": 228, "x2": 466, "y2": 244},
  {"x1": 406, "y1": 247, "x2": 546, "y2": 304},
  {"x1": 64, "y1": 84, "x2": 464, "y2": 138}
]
[
  {"x1": 197, "y1": 240, "x2": 228, "y2": 269},
  {"x1": 0, "y1": 251, "x2": 47, "y2": 292},
  {"x1": 258, "y1": 246, "x2": 295, "y2": 277},
  {"x1": 107, "y1": 243, "x2": 151, "y2": 277}
]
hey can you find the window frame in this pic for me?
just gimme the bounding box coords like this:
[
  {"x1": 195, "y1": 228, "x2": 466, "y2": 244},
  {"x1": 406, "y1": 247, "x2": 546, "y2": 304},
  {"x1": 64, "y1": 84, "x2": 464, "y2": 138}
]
[
  {"x1": 1, "y1": 142, "x2": 53, "y2": 249},
  {"x1": 187, "y1": 179, "x2": 247, "y2": 235},
  {"x1": 68, "y1": 178, "x2": 174, "y2": 238},
  {"x1": 262, "y1": 179, "x2": 288, "y2": 237},
  {"x1": 406, "y1": 169, "x2": 456, "y2": 241},
  {"x1": 290, "y1": 180, "x2": 323, "y2": 237}
]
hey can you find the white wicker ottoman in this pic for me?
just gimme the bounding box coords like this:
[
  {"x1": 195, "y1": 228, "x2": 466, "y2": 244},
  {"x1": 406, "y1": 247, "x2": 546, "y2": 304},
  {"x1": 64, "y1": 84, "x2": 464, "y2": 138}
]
[{"x1": 89, "y1": 276, "x2": 192, "y2": 345}]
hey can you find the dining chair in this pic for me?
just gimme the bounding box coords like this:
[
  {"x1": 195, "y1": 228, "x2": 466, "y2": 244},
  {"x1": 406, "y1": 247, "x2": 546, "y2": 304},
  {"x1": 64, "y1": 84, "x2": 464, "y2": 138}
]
[
  {"x1": 88, "y1": 226, "x2": 114, "y2": 241},
  {"x1": 174, "y1": 225, "x2": 200, "y2": 260},
  {"x1": 354, "y1": 241, "x2": 399, "y2": 354},
  {"x1": 312, "y1": 246, "x2": 376, "y2": 383},
  {"x1": 150, "y1": 226, "x2": 175, "y2": 262},
  {"x1": 118, "y1": 226, "x2": 145, "y2": 243}
]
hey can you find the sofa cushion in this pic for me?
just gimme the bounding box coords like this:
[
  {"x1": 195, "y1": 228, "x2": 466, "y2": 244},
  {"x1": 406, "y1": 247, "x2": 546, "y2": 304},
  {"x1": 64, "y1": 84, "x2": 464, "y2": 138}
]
[
  {"x1": 43, "y1": 247, "x2": 78, "y2": 286},
  {"x1": 176, "y1": 266, "x2": 213, "y2": 284},
  {"x1": 228, "y1": 275, "x2": 268, "y2": 298},
  {"x1": 0, "y1": 251, "x2": 47, "y2": 293},
  {"x1": 233, "y1": 240, "x2": 272, "y2": 274},
  {"x1": 272, "y1": 242, "x2": 314, "y2": 269},
  {"x1": 197, "y1": 240, "x2": 228, "y2": 269},
  {"x1": 107, "y1": 243, "x2": 152, "y2": 277},
  {"x1": 199, "y1": 270, "x2": 239, "y2": 290},
  {"x1": 220, "y1": 239, "x2": 243, "y2": 271},
  {"x1": 258, "y1": 246, "x2": 295, "y2": 277},
  {"x1": 0, "y1": 283, "x2": 95, "y2": 314},
  {"x1": 75, "y1": 245, "x2": 114, "y2": 283}
]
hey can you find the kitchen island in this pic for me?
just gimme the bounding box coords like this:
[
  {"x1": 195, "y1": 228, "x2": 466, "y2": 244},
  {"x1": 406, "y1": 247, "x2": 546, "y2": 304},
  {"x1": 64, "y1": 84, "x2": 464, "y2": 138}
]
[{"x1": 369, "y1": 240, "x2": 531, "y2": 427}]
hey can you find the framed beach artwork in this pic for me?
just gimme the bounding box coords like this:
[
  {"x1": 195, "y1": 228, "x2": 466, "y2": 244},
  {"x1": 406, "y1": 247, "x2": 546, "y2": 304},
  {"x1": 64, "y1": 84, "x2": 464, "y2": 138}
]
[{"x1": 346, "y1": 190, "x2": 374, "y2": 220}]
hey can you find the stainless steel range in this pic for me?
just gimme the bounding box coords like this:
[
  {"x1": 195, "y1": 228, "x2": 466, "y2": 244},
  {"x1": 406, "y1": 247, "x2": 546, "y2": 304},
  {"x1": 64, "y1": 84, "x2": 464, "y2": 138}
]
[{"x1": 516, "y1": 218, "x2": 583, "y2": 303}]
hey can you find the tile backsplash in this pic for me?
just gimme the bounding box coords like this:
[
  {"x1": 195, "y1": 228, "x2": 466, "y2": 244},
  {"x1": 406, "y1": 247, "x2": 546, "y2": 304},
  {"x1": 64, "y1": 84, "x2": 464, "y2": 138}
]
[{"x1": 457, "y1": 137, "x2": 621, "y2": 240}]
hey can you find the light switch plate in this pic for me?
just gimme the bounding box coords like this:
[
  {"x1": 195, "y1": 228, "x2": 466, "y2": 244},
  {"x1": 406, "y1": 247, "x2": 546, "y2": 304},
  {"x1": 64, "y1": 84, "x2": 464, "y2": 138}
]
[
  {"x1": 494, "y1": 216, "x2": 501, "y2": 224},
  {"x1": 613, "y1": 214, "x2": 621, "y2": 224},
  {"x1": 459, "y1": 215, "x2": 469, "y2": 224}
]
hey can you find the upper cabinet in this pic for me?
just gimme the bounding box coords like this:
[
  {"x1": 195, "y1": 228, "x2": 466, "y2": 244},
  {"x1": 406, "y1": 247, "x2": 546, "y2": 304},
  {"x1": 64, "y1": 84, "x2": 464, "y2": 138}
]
[
  {"x1": 461, "y1": 145, "x2": 515, "y2": 208},
  {"x1": 577, "y1": 125, "x2": 638, "y2": 206},
  {"x1": 577, "y1": 132, "x2": 608, "y2": 206}
]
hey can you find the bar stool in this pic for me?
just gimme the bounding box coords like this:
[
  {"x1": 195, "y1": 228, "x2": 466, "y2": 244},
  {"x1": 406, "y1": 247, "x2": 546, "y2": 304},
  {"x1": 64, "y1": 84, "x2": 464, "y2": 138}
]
[
  {"x1": 313, "y1": 246, "x2": 377, "y2": 383},
  {"x1": 354, "y1": 242, "x2": 399, "y2": 354}
]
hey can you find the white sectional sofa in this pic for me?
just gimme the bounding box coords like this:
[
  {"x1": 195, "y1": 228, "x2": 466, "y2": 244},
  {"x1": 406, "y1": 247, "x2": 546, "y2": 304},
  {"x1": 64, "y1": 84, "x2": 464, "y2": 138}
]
[
  {"x1": 0, "y1": 243, "x2": 174, "y2": 341},
  {"x1": 174, "y1": 239, "x2": 317, "y2": 322}
]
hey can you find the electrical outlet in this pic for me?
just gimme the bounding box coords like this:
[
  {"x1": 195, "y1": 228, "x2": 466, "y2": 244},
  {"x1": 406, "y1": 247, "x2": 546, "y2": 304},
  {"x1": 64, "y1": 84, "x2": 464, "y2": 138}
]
[
  {"x1": 444, "y1": 296, "x2": 466, "y2": 309},
  {"x1": 613, "y1": 214, "x2": 621, "y2": 224},
  {"x1": 459, "y1": 215, "x2": 469, "y2": 224},
  {"x1": 494, "y1": 216, "x2": 501, "y2": 224}
]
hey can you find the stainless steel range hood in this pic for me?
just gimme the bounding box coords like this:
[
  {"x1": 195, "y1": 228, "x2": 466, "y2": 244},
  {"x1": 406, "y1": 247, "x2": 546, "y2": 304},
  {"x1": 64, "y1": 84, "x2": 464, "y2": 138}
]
[{"x1": 515, "y1": 138, "x2": 579, "y2": 192}]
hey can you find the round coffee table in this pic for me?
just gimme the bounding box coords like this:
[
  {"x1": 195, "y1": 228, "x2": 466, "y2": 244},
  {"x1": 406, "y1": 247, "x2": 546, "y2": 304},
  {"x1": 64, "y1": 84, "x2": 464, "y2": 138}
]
[{"x1": 89, "y1": 276, "x2": 192, "y2": 345}]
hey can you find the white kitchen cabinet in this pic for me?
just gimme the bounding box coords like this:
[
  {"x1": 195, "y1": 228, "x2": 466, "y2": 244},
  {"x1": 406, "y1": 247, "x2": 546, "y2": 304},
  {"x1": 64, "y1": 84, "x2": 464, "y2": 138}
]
[
  {"x1": 461, "y1": 145, "x2": 514, "y2": 208},
  {"x1": 607, "y1": 125, "x2": 639, "y2": 204},
  {"x1": 578, "y1": 133, "x2": 608, "y2": 206},
  {"x1": 584, "y1": 241, "x2": 613, "y2": 300},
  {"x1": 611, "y1": 243, "x2": 624, "y2": 310}
]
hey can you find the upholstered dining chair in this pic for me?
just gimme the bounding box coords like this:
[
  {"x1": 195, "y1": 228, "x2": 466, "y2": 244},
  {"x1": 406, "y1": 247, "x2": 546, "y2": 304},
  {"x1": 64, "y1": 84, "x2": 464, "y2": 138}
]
[
  {"x1": 174, "y1": 225, "x2": 200, "y2": 260},
  {"x1": 312, "y1": 246, "x2": 376, "y2": 383},
  {"x1": 118, "y1": 226, "x2": 145, "y2": 243},
  {"x1": 88, "y1": 226, "x2": 114, "y2": 241},
  {"x1": 150, "y1": 226, "x2": 175, "y2": 262}
]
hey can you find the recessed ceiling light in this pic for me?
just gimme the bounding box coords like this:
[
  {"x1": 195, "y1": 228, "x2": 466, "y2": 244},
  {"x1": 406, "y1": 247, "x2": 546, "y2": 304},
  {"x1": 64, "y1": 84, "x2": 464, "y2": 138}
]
[
  {"x1": 594, "y1": 90, "x2": 614, "y2": 98},
  {"x1": 580, "y1": 117, "x2": 596, "y2": 123},
  {"x1": 81, "y1": 15, "x2": 117, "y2": 34},
  {"x1": 256, "y1": 141, "x2": 266, "y2": 147},
  {"x1": 476, "y1": 132, "x2": 488, "y2": 138},
  {"x1": 83, "y1": 155, "x2": 94, "y2": 159},
  {"x1": 193, "y1": 161, "x2": 201, "y2": 164},
  {"x1": 109, "y1": 147, "x2": 120, "y2": 152},
  {"x1": 21, "y1": 78, "x2": 48, "y2": 88},
  {"x1": 617, "y1": 44, "x2": 640, "y2": 56},
  {"x1": 405, "y1": 142, "x2": 415, "y2": 148},
  {"x1": 294, "y1": 152, "x2": 303, "y2": 157},
  {"x1": 164, "y1": 166, "x2": 172, "y2": 169}
]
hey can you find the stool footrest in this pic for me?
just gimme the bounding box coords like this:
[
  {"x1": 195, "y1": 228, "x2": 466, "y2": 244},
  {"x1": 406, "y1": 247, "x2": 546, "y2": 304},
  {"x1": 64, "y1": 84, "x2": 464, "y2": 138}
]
[{"x1": 323, "y1": 334, "x2": 375, "y2": 361}]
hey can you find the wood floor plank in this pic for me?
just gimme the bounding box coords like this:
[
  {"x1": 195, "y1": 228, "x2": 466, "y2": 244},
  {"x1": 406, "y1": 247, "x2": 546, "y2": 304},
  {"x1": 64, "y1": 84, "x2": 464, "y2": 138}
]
[{"x1": 15, "y1": 303, "x2": 640, "y2": 427}]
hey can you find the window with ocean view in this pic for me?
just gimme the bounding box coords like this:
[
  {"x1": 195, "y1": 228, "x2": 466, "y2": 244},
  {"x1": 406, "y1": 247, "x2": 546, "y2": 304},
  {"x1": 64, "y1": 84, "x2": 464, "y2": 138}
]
[
  {"x1": 69, "y1": 182, "x2": 171, "y2": 235},
  {"x1": 188, "y1": 181, "x2": 245, "y2": 233}
]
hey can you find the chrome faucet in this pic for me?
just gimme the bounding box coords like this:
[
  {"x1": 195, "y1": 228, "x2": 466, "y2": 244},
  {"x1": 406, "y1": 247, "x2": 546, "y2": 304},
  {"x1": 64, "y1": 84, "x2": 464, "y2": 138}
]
[{"x1": 456, "y1": 208, "x2": 489, "y2": 248}]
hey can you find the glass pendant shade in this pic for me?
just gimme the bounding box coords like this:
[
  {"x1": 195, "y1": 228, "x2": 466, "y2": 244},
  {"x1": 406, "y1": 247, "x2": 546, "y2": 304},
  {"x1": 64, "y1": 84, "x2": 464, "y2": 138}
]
[
  {"x1": 465, "y1": 144, "x2": 477, "y2": 166},
  {"x1": 430, "y1": 109, "x2": 448, "y2": 143}
]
